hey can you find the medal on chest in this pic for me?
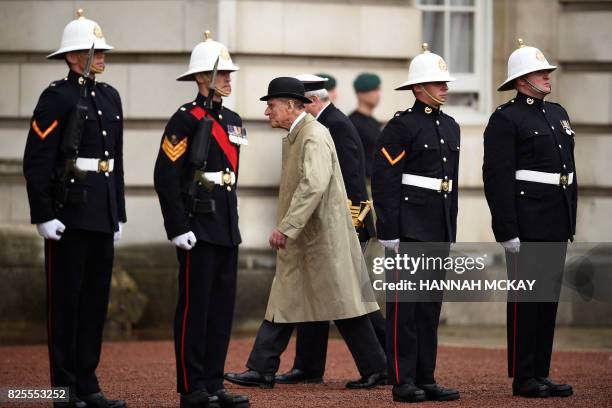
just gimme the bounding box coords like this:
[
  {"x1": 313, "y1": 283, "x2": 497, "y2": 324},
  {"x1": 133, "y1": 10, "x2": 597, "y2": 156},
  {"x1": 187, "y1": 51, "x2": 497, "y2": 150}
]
[
  {"x1": 227, "y1": 125, "x2": 248, "y2": 145},
  {"x1": 560, "y1": 120, "x2": 574, "y2": 136}
]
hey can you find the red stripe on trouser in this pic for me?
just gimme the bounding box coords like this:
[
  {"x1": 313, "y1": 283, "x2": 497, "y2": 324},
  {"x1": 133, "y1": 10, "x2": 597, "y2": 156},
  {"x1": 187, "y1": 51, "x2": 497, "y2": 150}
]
[
  {"x1": 46, "y1": 241, "x2": 55, "y2": 384},
  {"x1": 512, "y1": 255, "x2": 518, "y2": 377},
  {"x1": 181, "y1": 251, "x2": 191, "y2": 393},
  {"x1": 393, "y1": 267, "x2": 400, "y2": 384}
]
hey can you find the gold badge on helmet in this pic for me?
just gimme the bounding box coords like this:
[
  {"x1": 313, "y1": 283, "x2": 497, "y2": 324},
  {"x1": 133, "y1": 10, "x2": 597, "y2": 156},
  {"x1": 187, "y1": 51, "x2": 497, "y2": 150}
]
[
  {"x1": 93, "y1": 25, "x2": 103, "y2": 39},
  {"x1": 536, "y1": 50, "x2": 545, "y2": 62},
  {"x1": 438, "y1": 58, "x2": 448, "y2": 72},
  {"x1": 220, "y1": 47, "x2": 231, "y2": 61}
]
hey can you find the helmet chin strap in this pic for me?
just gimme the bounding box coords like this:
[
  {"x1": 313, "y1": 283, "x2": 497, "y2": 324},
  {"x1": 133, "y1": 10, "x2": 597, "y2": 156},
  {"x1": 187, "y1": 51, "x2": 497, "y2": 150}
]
[
  {"x1": 523, "y1": 77, "x2": 550, "y2": 96},
  {"x1": 419, "y1": 85, "x2": 445, "y2": 106},
  {"x1": 201, "y1": 72, "x2": 231, "y2": 98}
]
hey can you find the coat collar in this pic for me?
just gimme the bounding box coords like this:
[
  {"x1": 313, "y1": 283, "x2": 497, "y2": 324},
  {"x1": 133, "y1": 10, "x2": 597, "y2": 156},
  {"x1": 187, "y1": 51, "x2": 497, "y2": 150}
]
[
  {"x1": 287, "y1": 112, "x2": 314, "y2": 144},
  {"x1": 413, "y1": 99, "x2": 441, "y2": 117},
  {"x1": 195, "y1": 92, "x2": 223, "y2": 112},
  {"x1": 515, "y1": 91, "x2": 545, "y2": 107}
]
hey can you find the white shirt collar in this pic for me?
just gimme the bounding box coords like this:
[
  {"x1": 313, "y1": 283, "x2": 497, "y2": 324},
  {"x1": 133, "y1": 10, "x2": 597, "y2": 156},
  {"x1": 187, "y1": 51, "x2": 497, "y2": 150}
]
[
  {"x1": 289, "y1": 111, "x2": 307, "y2": 133},
  {"x1": 315, "y1": 102, "x2": 331, "y2": 119}
]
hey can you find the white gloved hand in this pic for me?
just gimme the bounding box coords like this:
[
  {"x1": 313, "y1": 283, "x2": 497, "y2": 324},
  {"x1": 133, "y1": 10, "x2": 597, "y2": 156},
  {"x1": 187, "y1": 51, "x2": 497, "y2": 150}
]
[
  {"x1": 36, "y1": 219, "x2": 66, "y2": 241},
  {"x1": 379, "y1": 238, "x2": 400, "y2": 253},
  {"x1": 113, "y1": 222, "x2": 124, "y2": 242},
  {"x1": 171, "y1": 231, "x2": 197, "y2": 251},
  {"x1": 501, "y1": 237, "x2": 520, "y2": 253}
]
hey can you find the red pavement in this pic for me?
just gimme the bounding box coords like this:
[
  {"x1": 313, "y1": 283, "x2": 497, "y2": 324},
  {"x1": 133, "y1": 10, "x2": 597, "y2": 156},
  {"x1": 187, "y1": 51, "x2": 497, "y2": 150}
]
[{"x1": 1, "y1": 338, "x2": 611, "y2": 407}]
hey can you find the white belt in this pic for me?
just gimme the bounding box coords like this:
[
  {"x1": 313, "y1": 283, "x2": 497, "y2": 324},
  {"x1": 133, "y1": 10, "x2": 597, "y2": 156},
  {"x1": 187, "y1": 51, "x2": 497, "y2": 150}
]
[
  {"x1": 402, "y1": 173, "x2": 453, "y2": 192},
  {"x1": 516, "y1": 170, "x2": 574, "y2": 186},
  {"x1": 204, "y1": 171, "x2": 236, "y2": 186},
  {"x1": 75, "y1": 158, "x2": 114, "y2": 172}
]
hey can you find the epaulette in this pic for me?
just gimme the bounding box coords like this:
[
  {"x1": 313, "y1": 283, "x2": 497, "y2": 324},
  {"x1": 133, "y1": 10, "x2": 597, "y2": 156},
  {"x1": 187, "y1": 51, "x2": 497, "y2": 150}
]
[
  {"x1": 178, "y1": 100, "x2": 198, "y2": 113},
  {"x1": 495, "y1": 99, "x2": 515, "y2": 111},
  {"x1": 48, "y1": 77, "x2": 69, "y2": 88},
  {"x1": 393, "y1": 108, "x2": 413, "y2": 118}
]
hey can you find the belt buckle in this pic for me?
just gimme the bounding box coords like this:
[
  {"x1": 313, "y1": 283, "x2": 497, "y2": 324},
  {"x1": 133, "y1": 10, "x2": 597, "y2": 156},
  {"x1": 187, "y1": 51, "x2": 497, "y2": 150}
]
[
  {"x1": 440, "y1": 179, "x2": 450, "y2": 193},
  {"x1": 98, "y1": 159, "x2": 109, "y2": 173},
  {"x1": 221, "y1": 171, "x2": 233, "y2": 191},
  {"x1": 559, "y1": 174, "x2": 568, "y2": 186}
]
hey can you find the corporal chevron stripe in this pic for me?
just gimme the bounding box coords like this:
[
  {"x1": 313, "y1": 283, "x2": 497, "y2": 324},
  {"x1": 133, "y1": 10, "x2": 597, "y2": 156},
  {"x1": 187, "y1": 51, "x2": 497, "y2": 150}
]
[{"x1": 162, "y1": 136, "x2": 188, "y2": 162}]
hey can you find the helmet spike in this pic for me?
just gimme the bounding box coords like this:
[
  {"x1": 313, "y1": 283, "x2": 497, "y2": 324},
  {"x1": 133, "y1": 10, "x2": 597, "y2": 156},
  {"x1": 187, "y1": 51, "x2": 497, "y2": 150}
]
[
  {"x1": 76, "y1": 8, "x2": 85, "y2": 19},
  {"x1": 204, "y1": 30, "x2": 212, "y2": 41},
  {"x1": 422, "y1": 42, "x2": 430, "y2": 53},
  {"x1": 517, "y1": 38, "x2": 525, "y2": 48}
]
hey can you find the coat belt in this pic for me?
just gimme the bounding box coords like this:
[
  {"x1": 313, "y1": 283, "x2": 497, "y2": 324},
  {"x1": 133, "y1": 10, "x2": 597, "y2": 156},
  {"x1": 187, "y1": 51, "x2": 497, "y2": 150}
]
[
  {"x1": 515, "y1": 170, "x2": 574, "y2": 186},
  {"x1": 402, "y1": 173, "x2": 453, "y2": 193},
  {"x1": 75, "y1": 157, "x2": 114, "y2": 173}
]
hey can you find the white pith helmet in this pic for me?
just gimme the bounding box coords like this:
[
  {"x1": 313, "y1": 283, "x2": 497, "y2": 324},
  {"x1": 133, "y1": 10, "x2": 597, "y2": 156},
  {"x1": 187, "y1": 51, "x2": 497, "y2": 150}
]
[
  {"x1": 177, "y1": 30, "x2": 240, "y2": 81},
  {"x1": 498, "y1": 38, "x2": 557, "y2": 92},
  {"x1": 395, "y1": 43, "x2": 455, "y2": 90},
  {"x1": 47, "y1": 9, "x2": 113, "y2": 59}
]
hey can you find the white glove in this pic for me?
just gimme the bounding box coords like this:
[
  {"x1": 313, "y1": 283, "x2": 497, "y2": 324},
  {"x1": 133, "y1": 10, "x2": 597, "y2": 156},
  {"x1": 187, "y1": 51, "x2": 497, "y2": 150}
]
[
  {"x1": 379, "y1": 238, "x2": 400, "y2": 253},
  {"x1": 171, "y1": 231, "x2": 197, "y2": 251},
  {"x1": 36, "y1": 219, "x2": 66, "y2": 241},
  {"x1": 113, "y1": 222, "x2": 124, "y2": 242},
  {"x1": 501, "y1": 237, "x2": 520, "y2": 253}
]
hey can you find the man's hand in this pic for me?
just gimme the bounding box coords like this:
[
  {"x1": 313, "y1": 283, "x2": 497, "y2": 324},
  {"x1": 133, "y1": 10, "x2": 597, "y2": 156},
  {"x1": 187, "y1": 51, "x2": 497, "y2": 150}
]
[
  {"x1": 171, "y1": 231, "x2": 197, "y2": 251},
  {"x1": 36, "y1": 219, "x2": 66, "y2": 240},
  {"x1": 501, "y1": 237, "x2": 520, "y2": 253},
  {"x1": 113, "y1": 222, "x2": 124, "y2": 242},
  {"x1": 379, "y1": 238, "x2": 400, "y2": 253},
  {"x1": 269, "y1": 229, "x2": 288, "y2": 250}
]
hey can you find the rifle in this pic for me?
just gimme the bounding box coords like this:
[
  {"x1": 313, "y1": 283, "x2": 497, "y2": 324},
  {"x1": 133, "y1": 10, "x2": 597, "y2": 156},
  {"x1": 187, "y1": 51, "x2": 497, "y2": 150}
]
[
  {"x1": 55, "y1": 43, "x2": 94, "y2": 207},
  {"x1": 186, "y1": 57, "x2": 220, "y2": 215}
]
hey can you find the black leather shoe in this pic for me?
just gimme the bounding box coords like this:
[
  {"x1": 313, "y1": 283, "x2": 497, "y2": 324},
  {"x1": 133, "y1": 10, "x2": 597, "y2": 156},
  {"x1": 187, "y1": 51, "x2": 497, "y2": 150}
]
[
  {"x1": 512, "y1": 378, "x2": 550, "y2": 398},
  {"x1": 392, "y1": 384, "x2": 427, "y2": 403},
  {"x1": 346, "y1": 371, "x2": 387, "y2": 389},
  {"x1": 180, "y1": 389, "x2": 214, "y2": 408},
  {"x1": 79, "y1": 392, "x2": 127, "y2": 408},
  {"x1": 536, "y1": 377, "x2": 573, "y2": 397},
  {"x1": 211, "y1": 389, "x2": 250, "y2": 408},
  {"x1": 275, "y1": 368, "x2": 323, "y2": 384},
  {"x1": 224, "y1": 370, "x2": 275, "y2": 388},
  {"x1": 53, "y1": 393, "x2": 86, "y2": 408},
  {"x1": 418, "y1": 383, "x2": 460, "y2": 401}
]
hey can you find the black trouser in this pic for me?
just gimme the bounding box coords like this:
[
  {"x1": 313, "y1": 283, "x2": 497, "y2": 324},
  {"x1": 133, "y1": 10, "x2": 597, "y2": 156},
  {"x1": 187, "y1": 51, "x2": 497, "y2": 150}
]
[
  {"x1": 387, "y1": 240, "x2": 447, "y2": 386},
  {"x1": 44, "y1": 229, "x2": 114, "y2": 395},
  {"x1": 247, "y1": 316, "x2": 386, "y2": 378},
  {"x1": 292, "y1": 310, "x2": 386, "y2": 377},
  {"x1": 506, "y1": 241, "x2": 567, "y2": 379},
  {"x1": 174, "y1": 242, "x2": 238, "y2": 395}
]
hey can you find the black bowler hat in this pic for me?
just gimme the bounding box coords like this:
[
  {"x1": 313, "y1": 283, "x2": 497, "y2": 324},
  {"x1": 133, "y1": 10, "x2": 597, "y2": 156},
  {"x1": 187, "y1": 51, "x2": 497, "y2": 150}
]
[{"x1": 260, "y1": 77, "x2": 312, "y2": 104}]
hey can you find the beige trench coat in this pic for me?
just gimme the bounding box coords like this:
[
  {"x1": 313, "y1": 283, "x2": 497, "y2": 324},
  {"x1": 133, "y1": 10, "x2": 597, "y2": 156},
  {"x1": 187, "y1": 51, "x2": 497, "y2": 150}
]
[{"x1": 264, "y1": 114, "x2": 379, "y2": 323}]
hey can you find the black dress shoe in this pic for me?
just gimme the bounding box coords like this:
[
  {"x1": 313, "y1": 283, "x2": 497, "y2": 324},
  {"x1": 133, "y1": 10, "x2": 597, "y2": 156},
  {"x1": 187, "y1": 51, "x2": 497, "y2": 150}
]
[
  {"x1": 536, "y1": 377, "x2": 573, "y2": 397},
  {"x1": 392, "y1": 384, "x2": 427, "y2": 403},
  {"x1": 211, "y1": 389, "x2": 250, "y2": 408},
  {"x1": 275, "y1": 368, "x2": 323, "y2": 384},
  {"x1": 180, "y1": 389, "x2": 215, "y2": 408},
  {"x1": 224, "y1": 370, "x2": 275, "y2": 388},
  {"x1": 79, "y1": 392, "x2": 127, "y2": 408},
  {"x1": 346, "y1": 371, "x2": 387, "y2": 389},
  {"x1": 418, "y1": 383, "x2": 460, "y2": 401},
  {"x1": 53, "y1": 394, "x2": 86, "y2": 408},
  {"x1": 512, "y1": 377, "x2": 550, "y2": 398}
]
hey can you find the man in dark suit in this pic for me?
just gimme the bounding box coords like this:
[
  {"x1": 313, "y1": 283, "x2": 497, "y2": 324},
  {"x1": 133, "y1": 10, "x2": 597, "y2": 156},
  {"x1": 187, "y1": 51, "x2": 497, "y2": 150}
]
[
  {"x1": 23, "y1": 9, "x2": 126, "y2": 408},
  {"x1": 372, "y1": 44, "x2": 460, "y2": 403},
  {"x1": 483, "y1": 38, "x2": 576, "y2": 399},
  {"x1": 349, "y1": 73, "x2": 382, "y2": 179},
  {"x1": 269, "y1": 75, "x2": 385, "y2": 389},
  {"x1": 154, "y1": 31, "x2": 249, "y2": 408}
]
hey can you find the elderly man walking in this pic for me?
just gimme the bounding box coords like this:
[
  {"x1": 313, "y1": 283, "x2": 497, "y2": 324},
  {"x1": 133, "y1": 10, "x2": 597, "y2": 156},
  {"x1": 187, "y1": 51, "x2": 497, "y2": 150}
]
[{"x1": 224, "y1": 77, "x2": 386, "y2": 389}]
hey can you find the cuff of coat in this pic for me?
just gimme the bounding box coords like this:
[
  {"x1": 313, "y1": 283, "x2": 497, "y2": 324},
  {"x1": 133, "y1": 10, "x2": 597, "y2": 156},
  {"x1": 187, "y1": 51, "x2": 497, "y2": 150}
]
[{"x1": 278, "y1": 221, "x2": 301, "y2": 240}]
